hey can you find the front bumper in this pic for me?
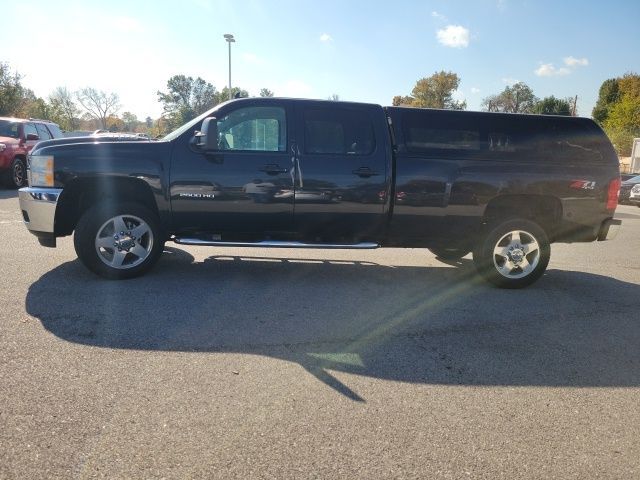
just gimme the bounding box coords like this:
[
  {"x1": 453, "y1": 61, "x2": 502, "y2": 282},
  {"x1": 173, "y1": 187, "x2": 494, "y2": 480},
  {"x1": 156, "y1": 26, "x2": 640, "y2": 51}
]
[{"x1": 18, "y1": 187, "x2": 63, "y2": 247}]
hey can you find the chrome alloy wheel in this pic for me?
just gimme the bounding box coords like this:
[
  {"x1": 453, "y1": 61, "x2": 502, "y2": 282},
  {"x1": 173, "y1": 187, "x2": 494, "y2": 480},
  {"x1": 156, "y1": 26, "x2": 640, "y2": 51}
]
[
  {"x1": 13, "y1": 160, "x2": 25, "y2": 187},
  {"x1": 492, "y1": 230, "x2": 540, "y2": 279},
  {"x1": 94, "y1": 214, "x2": 154, "y2": 269}
]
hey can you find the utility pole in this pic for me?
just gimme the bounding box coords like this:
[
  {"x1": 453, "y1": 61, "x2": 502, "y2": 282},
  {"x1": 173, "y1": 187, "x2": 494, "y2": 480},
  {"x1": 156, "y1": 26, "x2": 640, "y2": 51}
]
[{"x1": 223, "y1": 34, "x2": 235, "y2": 100}]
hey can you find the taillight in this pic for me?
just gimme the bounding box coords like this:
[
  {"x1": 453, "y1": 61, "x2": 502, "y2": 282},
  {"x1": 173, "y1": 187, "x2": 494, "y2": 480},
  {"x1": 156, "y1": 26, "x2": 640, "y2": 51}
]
[{"x1": 606, "y1": 177, "x2": 621, "y2": 210}]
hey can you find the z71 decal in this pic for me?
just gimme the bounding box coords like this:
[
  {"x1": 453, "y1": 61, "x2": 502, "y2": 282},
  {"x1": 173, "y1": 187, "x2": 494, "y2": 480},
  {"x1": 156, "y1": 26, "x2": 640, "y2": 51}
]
[{"x1": 570, "y1": 180, "x2": 596, "y2": 190}]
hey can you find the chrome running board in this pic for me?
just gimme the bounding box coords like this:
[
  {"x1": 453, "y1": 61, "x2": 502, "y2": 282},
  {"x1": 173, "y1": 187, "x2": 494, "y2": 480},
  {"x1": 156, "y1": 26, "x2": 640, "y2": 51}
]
[{"x1": 173, "y1": 238, "x2": 380, "y2": 249}]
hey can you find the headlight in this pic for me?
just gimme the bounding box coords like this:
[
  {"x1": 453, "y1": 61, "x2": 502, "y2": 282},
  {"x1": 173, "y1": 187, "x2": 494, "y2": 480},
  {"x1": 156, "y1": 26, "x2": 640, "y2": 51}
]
[
  {"x1": 29, "y1": 155, "x2": 54, "y2": 187},
  {"x1": 0, "y1": 143, "x2": 6, "y2": 152},
  {"x1": 632, "y1": 184, "x2": 640, "y2": 194}
]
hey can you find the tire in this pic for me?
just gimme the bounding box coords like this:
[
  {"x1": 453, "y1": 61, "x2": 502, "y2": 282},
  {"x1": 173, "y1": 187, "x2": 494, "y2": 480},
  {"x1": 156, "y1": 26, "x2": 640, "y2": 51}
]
[
  {"x1": 473, "y1": 219, "x2": 550, "y2": 289},
  {"x1": 8, "y1": 157, "x2": 27, "y2": 188},
  {"x1": 429, "y1": 247, "x2": 471, "y2": 260},
  {"x1": 74, "y1": 202, "x2": 164, "y2": 280}
]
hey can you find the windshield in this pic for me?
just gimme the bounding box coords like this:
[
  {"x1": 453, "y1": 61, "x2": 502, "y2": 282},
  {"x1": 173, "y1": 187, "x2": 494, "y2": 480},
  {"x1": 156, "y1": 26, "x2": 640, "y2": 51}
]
[
  {"x1": 624, "y1": 175, "x2": 640, "y2": 183},
  {"x1": 0, "y1": 120, "x2": 19, "y2": 138},
  {"x1": 161, "y1": 100, "x2": 233, "y2": 142}
]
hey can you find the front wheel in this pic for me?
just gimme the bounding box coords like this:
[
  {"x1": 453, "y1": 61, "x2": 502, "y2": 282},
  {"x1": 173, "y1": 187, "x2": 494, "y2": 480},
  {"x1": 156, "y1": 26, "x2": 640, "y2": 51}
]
[
  {"x1": 74, "y1": 202, "x2": 164, "y2": 279},
  {"x1": 8, "y1": 157, "x2": 27, "y2": 188},
  {"x1": 473, "y1": 219, "x2": 550, "y2": 289}
]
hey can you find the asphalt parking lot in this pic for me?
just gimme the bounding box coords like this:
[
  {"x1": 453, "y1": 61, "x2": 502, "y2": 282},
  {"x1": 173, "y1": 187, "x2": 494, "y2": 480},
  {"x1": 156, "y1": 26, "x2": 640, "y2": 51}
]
[{"x1": 1, "y1": 188, "x2": 639, "y2": 479}]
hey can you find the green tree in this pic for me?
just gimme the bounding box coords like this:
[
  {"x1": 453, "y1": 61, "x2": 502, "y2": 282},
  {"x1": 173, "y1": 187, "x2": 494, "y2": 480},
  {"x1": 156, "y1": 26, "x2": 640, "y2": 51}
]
[
  {"x1": 482, "y1": 82, "x2": 537, "y2": 113},
  {"x1": 413, "y1": 71, "x2": 466, "y2": 109},
  {"x1": 0, "y1": 62, "x2": 27, "y2": 116},
  {"x1": 150, "y1": 117, "x2": 169, "y2": 138},
  {"x1": 76, "y1": 87, "x2": 120, "y2": 129},
  {"x1": 217, "y1": 86, "x2": 249, "y2": 102},
  {"x1": 603, "y1": 95, "x2": 640, "y2": 156},
  {"x1": 594, "y1": 73, "x2": 640, "y2": 156},
  {"x1": 121, "y1": 111, "x2": 139, "y2": 131},
  {"x1": 395, "y1": 71, "x2": 466, "y2": 109},
  {"x1": 259, "y1": 88, "x2": 274, "y2": 97},
  {"x1": 392, "y1": 95, "x2": 414, "y2": 107},
  {"x1": 618, "y1": 73, "x2": 640, "y2": 100},
  {"x1": 22, "y1": 95, "x2": 51, "y2": 119},
  {"x1": 157, "y1": 75, "x2": 218, "y2": 129},
  {"x1": 49, "y1": 87, "x2": 79, "y2": 131},
  {"x1": 592, "y1": 78, "x2": 620, "y2": 124},
  {"x1": 533, "y1": 96, "x2": 572, "y2": 116}
]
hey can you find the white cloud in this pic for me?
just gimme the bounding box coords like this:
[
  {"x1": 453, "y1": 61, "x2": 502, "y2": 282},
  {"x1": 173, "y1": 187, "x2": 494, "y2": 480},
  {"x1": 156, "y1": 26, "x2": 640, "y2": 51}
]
[
  {"x1": 436, "y1": 25, "x2": 470, "y2": 48},
  {"x1": 564, "y1": 56, "x2": 589, "y2": 67},
  {"x1": 431, "y1": 11, "x2": 447, "y2": 21},
  {"x1": 502, "y1": 77, "x2": 519, "y2": 85},
  {"x1": 534, "y1": 63, "x2": 571, "y2": 77},
  {"x1": 470, "y1": 87, "x2": 481, "y2": 94},
  {"x1": 320, "y1": 33, "x2": 333, "y2": 43}
]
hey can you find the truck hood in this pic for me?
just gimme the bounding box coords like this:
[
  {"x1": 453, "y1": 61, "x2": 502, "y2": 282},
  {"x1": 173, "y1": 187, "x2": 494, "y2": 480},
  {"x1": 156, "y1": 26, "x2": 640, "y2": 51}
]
[
  {"x1": 32, "y1": 135, "x2": 154, "y2": 151},
  {"x1": 0, "y1": 136, "x2": 19, "y2": 145}
]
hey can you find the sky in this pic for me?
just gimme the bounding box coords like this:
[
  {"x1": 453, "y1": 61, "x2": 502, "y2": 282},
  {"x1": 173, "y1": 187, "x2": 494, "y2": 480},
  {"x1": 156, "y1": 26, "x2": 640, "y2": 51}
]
[{"x1": 2, "y1": 0, "x2": 639, "y2": 120}]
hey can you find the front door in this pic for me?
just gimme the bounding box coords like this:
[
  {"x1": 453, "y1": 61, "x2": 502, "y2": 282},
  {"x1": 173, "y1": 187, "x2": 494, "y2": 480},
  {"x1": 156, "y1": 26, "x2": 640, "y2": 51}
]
[
  {"x1": 170, "y1": 102, "x2": 295, "y2": 236},
  {"x1": 23, "y1": 123, "x2": 41, "y2": 152}
]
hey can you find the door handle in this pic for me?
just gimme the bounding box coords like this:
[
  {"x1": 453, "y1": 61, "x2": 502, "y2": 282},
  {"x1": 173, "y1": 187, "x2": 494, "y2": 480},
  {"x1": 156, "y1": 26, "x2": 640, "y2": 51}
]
[
  {"x1": 352, "y1": 167, "x2": 380, "y2": 178},
  {"x1": 259, "y1": 164, "x2": 288, "y2": 175}
]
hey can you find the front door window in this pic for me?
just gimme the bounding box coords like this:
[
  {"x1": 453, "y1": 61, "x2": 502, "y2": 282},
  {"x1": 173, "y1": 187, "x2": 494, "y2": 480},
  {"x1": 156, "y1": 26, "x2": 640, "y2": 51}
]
[{"x1": 216, "y1": 106, "x2": 287, "y2": 152}]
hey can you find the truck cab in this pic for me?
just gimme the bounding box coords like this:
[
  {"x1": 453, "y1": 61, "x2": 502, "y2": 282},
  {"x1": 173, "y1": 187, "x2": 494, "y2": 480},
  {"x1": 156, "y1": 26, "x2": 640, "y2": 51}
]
[{"x1": 169, "y1": 98, "x2": 392, "y2": 243}]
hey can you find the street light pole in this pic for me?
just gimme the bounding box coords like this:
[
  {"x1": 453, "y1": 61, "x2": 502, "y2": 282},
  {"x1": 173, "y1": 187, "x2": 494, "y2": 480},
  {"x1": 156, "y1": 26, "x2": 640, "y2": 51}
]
[{"x1": 223, "y1": 34, "x2": 235, "y2": 100}]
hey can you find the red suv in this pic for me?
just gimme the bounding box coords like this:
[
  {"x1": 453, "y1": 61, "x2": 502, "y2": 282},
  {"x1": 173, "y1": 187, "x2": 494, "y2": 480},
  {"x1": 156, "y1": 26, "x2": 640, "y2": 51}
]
[{"x1": 0, "y1": 117, "x2": 64, "y2": 188}]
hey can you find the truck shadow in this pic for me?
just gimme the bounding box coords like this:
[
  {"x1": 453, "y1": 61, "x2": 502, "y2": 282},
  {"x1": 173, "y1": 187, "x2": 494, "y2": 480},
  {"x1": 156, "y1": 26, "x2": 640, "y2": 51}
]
[{"x1": 25, "y1": 248, "x2": 640, "y2": 401}]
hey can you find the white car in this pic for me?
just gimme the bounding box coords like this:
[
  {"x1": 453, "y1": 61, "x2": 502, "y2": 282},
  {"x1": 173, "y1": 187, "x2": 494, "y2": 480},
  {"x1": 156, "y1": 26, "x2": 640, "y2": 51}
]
[{"x1": 630, "y1": 183, "x2": 640, "y2": 207}]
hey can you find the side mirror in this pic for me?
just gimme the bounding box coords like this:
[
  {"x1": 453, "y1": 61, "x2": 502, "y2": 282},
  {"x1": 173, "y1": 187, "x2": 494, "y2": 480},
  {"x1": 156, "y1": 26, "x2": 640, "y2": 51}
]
[
  {"x1": 26, "y1": 133, "x2": 40, "y2": 141},
  {"x1": 194, "y1": 117, "x2": 218, "y2": 151}
]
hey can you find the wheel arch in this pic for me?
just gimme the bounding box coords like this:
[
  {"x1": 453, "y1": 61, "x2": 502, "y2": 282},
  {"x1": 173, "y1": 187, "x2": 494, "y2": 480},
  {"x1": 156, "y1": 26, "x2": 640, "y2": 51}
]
[
  {"x1": 55, "y1": 176, "x2": 162, "y2": 237},
  {"x1": 482, "y1": 194, "x2": 563, "y2": 241}
]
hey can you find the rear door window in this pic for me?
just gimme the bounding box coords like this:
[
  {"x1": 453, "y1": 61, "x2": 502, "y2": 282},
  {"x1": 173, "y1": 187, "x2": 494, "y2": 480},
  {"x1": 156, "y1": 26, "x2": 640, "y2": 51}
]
[{"x1": 303, "y1": 108, "x2": 375, "y2": 155}]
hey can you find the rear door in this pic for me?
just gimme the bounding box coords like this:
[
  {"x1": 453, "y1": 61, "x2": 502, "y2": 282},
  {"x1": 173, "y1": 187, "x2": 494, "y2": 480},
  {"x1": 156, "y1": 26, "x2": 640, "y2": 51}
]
[{"x1": 293, "y1": 103, "x2": 390, "y2": 242}]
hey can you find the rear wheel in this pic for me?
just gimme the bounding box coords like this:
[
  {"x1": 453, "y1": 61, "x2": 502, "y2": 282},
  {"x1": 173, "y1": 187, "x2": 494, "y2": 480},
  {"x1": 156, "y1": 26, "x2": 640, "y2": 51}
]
[
  {"x1": 74, "y1": 202, "x2": 164, "y2": 279},
  {"x1": 473, "y1": 219, "x2": 550, "y2": 288}
]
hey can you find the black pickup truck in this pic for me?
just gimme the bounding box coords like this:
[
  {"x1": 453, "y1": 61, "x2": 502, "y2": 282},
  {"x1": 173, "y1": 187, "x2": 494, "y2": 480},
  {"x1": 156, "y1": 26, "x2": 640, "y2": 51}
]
[{"x1": 19, "y1": 98, "x2": 621, "y2": 288}]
